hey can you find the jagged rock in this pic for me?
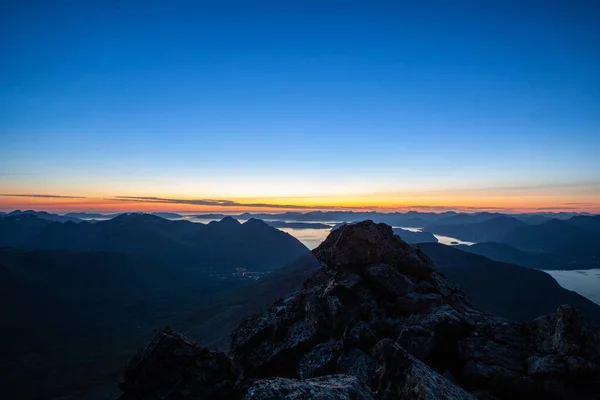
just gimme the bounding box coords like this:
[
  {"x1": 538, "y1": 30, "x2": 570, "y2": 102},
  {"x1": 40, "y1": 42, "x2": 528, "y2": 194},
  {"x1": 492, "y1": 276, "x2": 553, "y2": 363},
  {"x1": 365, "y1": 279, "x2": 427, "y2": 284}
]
[
  {"x1": 364, "y1": 263, "x2": 415, "y2": 298},
  {"x1": 336, "y1": 348, "x2": 379, "y2": 387},
  {"x1": 242, "y1": 374, "x2": 375, "y2": 400},
  {"x1": 371, "y1": 339, "x2": 476, "y2": 400},
  {"x1": 342, "y1": 320, "x2": 379, "y2": 351},
  {"x1": 312, "y1": 221, "x2": 435, "y2": 278},
  {"x1": 119, "y1": 326, "x2": 238, "y2": 400},
  {"x1": 526, "y1": 355, "x2": 566, "y2": 375},
  {"x1": 312, "y1": 221, "x2": 411, "y2": 272},
  {"x1": 298, "y1": 340, "x2": 339, "y2": 379},
  {"x1": 119, "y1": 221, "x2": 600, "y2": 400}
]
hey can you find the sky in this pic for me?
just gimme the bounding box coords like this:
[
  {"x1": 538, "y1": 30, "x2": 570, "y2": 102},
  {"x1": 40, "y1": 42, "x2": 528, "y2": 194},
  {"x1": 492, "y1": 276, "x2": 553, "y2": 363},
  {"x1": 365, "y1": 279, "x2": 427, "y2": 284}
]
[{"x1": 1, "y1": 0, "x2": 599, "y2": 213}]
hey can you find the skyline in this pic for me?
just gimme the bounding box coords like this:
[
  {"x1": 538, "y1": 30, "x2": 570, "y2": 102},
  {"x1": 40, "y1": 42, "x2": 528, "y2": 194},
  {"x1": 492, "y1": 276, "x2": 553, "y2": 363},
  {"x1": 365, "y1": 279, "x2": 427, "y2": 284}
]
[{"x1": 2, "y1": 1, "x2": 600, "y2": 213}]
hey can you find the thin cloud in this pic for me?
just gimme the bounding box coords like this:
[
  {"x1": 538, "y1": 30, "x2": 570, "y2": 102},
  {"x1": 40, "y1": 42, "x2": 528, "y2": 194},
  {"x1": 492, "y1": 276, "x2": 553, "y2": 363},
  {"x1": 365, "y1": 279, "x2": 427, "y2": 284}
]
[
  {"x1": 535, "y1": 206, "x2": 581, "y2": 211},
  {"x1": 0, "y1": 193, "x2": 87, "y2": 199},
  {"x1": 111, "y1": 196, "x2": 316, "y2": 209},
  {"x1": 109, "y1": 196, "x2": 521, "y2": 212}
]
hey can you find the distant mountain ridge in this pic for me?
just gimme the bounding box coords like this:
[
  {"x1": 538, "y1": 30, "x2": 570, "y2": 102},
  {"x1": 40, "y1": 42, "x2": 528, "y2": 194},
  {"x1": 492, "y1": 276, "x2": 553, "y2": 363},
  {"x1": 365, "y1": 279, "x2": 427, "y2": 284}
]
[
  {"x1": 193, "y1": 210, "x2": 589, "y2": 225},
  {"x1": 500, "y1": 218, "x2": 600, "y2": 264},
  {"x1": 63, "y1": 211, "x2": 183, "y2": 219},
  {"x1": 4, "y1": 209, "x2": 82, "y2": 223},
  {"x1": 0, "y1": 213, "x2": 309, "y2": 272},
  {"x1": 425, "y1": 215, "x2": 527, "y2": 242}
]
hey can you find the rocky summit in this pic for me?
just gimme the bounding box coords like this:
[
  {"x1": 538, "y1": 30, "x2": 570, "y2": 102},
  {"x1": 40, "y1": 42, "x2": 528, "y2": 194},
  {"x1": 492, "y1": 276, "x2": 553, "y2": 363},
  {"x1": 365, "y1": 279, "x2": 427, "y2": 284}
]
[{"x1": 118, "y1": 221, "x2": 600, "y2": 400}]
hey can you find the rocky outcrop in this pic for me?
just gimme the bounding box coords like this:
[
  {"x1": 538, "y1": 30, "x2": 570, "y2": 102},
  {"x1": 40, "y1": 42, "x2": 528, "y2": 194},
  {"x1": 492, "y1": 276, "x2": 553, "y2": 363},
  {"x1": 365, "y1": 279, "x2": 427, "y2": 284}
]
[
  {"x1": 118, "y1": 221, "x2": 600, "y2": 399},
  {"x1": 118, "y1": 326, "x2": 239, "y2": 400}
]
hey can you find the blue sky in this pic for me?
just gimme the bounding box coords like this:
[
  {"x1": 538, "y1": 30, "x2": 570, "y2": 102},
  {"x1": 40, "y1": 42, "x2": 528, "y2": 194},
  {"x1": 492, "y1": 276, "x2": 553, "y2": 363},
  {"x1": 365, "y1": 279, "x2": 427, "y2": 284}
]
[{"x1": 1, "y1": 1, "x2": 599, "y2": 211}]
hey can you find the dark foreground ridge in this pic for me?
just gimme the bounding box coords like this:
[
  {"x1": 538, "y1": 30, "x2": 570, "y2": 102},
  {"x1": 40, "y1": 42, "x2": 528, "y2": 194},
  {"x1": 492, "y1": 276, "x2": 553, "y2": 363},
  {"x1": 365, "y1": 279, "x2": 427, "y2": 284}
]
[{"x1": 118, "y1": 221, "x2": 600, "y2": 399}]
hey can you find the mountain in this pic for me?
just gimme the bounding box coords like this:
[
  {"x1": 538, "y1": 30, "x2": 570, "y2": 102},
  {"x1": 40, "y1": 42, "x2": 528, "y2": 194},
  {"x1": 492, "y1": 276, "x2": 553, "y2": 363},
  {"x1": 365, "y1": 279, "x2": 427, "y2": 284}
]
[
  {"x1": 511, "y1": 213, "x2": 552, "y2": 224},
  {"x1": 192, "y1": 211, "x2": 595, "y2": 232},
  {"x1": 392, "y1": 227, "x2": 438, "y2": 244},
  {"x1": 446, "y1": 215, "x2": 600, "y2": 270},
  {"x1": 264, "y1": 221, "x2": 332, "y2": 229},
  {"x1": 64, "y1": 212, "x2": 122, "y2": 219},
  {"x1": 333, "y1": 223, "x2": 437, "y2": 244},
  {"x1": 0, "y1": 247, "x2": 253, "y2": 400},
  {"x1": 118, "y1": 221, "x2": 600, "y2": 400},
  {"x1": 419, "y1": 242, "x2": 600, "y2": 322},
  {"x1": 194, "y1": 213, "x2": 228, "y2": 219},
  {"x1": 501, "y1": 218, "x2": 600, "y2": 264},
  {"x1": 149, "y1": 212, "x2": 183, "y2": 219},
  {"x1": 63, "y1": 211, "x2": 183, "y2": 219},
  {"x1": 0, "y1": 228, "x2": 312, "y2": 400},
  {"x1": 0, "y1": 213, "x2": 309, "y2": 272},
  {"x1": 426, "y1": 215, "x2": 527, "y2": 242},
  {"x1": 197, "y1": 211, "x2": 456, "y2": 226},
  {"x1": 567, "y1": 214, "x2": 600, "y2": 233},
  {"x1": 455, "y1": 241, "x2": 568, "y2": 270},
  {"x1": 182, "y1": 253, "x2": 321, "y2": 350},
  {"x1": 0, "y1": 213, "x2": 54, "y2": 246},
  {"x1": 427, "y1": 212, "x2": 503, "y2": 226},
  {"x1": 5, "y1": 209, "x2": 82, "y2": 223}
]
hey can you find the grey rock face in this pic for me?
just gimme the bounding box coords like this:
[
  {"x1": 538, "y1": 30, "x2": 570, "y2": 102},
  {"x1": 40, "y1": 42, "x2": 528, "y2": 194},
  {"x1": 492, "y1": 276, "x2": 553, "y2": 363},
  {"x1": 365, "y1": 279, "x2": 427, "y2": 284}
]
[
  {"x1": 119, "y1": 221, "x2": 600, "y2": 400},
  {"x1": 242, "y1": 374, "x2": 375, "y2": 400},
  {"x1": 371, "y1": 339, "x2": 476, "y2": 400}
]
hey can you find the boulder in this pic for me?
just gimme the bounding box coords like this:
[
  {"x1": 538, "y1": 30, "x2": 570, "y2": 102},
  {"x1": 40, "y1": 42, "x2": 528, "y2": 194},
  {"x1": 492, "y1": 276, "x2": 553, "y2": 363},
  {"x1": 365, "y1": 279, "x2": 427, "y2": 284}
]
[{"x1": 119, "y1": 326, "x2": 238, "y2": 400}]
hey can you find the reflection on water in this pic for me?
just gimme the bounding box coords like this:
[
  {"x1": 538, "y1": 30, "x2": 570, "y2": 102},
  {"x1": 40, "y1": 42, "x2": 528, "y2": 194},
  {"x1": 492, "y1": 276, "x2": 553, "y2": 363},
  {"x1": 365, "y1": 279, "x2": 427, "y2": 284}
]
[
  {"x1": 544, "y1": 269, "x2": 600, "y2": 305},
  {"x1": 432, "y1": 234, "x2": 475, "y2": 246},
  {"x1": 397, "y1": 227, "x2": 475, "y2": 246},
  {"x1": 191, "y1": 219, "x2": 475, "y2": 249},
  {"x1": 279, "y1": 228, "x2": 329, "y2": 250}
]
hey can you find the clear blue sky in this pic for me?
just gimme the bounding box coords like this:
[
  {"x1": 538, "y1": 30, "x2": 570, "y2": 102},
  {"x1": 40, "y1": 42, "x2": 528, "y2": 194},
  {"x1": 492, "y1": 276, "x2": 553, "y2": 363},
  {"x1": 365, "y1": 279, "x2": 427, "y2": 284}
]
[{"x1": 1, "y1": 1, "x2": 599, "y2": 211}]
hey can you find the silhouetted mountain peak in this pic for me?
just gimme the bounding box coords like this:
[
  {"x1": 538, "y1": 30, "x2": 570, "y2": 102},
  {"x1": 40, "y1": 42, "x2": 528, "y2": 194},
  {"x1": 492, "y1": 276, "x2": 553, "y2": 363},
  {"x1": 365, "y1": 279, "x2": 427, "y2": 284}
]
[
  {"x1": 313, "y1": 220, "x2": 434, "y2": 278},
  {"x1": 219, "y1": 216, "x2": 241, "y2": 226},
  {"x1": 243, "y1": 218, "x2": 270, "y2": 228},
  {"x1": 108, "y1": 212, "x2": 166, "y2": 224}
]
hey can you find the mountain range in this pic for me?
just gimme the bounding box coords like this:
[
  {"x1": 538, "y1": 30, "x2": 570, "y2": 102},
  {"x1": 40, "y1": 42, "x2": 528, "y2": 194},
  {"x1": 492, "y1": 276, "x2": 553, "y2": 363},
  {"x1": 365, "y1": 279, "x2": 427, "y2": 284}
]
[
  {"x1": 0, "y1": 213, "x2": 308, "y2": 272},
  {"x1": 117, "y1": 221, "x2": 600, "y2": 400},
  {"x1": 0, "y1": 214, "x2": 310, "y2": 399},
  {"x1": 2, "y1": 211, "x2": 600, "y2": 399}
]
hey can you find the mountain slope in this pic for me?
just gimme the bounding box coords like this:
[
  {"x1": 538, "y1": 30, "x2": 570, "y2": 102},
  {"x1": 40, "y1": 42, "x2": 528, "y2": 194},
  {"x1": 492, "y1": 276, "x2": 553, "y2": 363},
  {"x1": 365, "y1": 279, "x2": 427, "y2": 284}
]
[
  {"x1": 392, "y1": 227, "x2": 438, "y2": 244},
  {"x1": 419, "y1": 242, "x2": 600, "y2": 322},
  {"x1": 182, "y1": 253, "x2": 321, "y2": 350},
  {"x1": 0, "y1": 214, "x2": 309, "y2": 272},
  {"x1": 456, "y1": 241, "x2": 567, "y2": 270},
  {"x1": 0, "y1": 247, "x2": 253, "y2": 400},
  {"x1": 566, "y1": 214, "x2": 600, "y2": 233},
  {"x1": 500, "y1": 218, "x2": 600, "y2": 263},
  {"x1": 5, "y1": 209, "x2": 82, "y2": 223},
  {"x1": 426, "y1": 215, "x2": 526, "y2": 242}
]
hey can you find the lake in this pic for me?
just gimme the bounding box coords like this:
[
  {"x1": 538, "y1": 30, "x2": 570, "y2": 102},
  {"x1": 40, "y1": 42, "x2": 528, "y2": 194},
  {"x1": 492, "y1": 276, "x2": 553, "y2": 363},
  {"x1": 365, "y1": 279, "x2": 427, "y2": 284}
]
[
  {"x1": 544, "y1": 269, "x2": 600, "y2": 305},
  {"x1": 187, "y1": 217, "x2": 475, "y2": 249}
]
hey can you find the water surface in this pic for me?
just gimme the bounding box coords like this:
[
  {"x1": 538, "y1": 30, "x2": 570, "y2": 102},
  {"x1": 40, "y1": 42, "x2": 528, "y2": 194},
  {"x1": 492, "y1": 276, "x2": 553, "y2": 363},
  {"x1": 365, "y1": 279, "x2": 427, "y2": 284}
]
[{"x1": 544, "y1": 269, "x2": 600, "y2": 305}]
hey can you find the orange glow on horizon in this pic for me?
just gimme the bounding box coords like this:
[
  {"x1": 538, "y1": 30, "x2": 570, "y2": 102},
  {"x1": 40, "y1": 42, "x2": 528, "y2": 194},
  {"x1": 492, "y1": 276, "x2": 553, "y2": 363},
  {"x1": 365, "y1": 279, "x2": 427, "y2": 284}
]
[{"x1": 0, "y1": 193, "x2": 598, "y2": 214}]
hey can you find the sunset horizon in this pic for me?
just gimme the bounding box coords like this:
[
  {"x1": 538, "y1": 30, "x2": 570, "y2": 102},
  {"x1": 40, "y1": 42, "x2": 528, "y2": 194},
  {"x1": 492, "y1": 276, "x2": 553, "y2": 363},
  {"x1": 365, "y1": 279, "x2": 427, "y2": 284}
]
[
  {"x1": 1, "y1": 189, "x2": 598, "y2": 214},
  {"x1": 2, "y1": 2, "x2": 600, "y2": 399}
]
